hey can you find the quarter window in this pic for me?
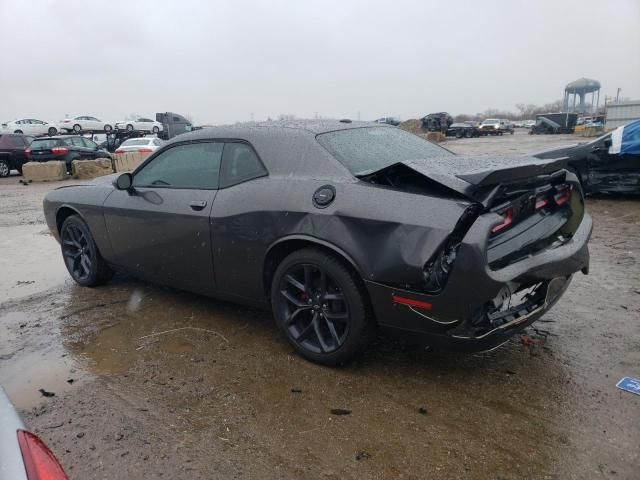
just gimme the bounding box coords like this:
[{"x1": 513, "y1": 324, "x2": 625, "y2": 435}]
[
  {"x1": 133, "y1": 142, "x2": 223, "y2": 189},
  {"x1": 220, "y1": 142, "x2": 267, "y2": 188}
]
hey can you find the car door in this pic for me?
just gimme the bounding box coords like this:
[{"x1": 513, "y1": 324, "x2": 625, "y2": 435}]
[
  {"x1": 80, "y1": 137, "x2": 100, "y2": 158},
  {"x1": 210, "y1": 141, "x2": 269, "y2": 300},
  {"x1": 8, "y1": 135, "x2": 28, "y2": 169},
  {"x1": 587, "y1": 136, "x2": 639, "y2": 191},
  {"x1": 103, "y1": 141, "x2": 223, "y2": 294}
]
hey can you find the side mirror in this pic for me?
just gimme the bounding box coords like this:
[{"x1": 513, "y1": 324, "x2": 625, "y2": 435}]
[{"x1": 114, "y1": 172, "x2": 133, "y2": 191}]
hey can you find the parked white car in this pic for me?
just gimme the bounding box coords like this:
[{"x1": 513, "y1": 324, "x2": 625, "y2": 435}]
[
  {"x1": 59, "y1": 115, "x2": 113, "y2": 133},
  {"x1": 114, "y1": 137, "x2": 163, "y2": 153},
  {"x1": 115, "y1": 117, "x2": 163, "y2": 133},
  {"x1": 1, "y1": 118, "x2": 58, "y2": 136}
]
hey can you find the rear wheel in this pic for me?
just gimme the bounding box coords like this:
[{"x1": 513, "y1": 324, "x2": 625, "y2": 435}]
[
  {"x1": 271, "y1": 248, "x2": 372, "y2": 365},
  {"x1": 60, "y1": 215, "x2": 113, "y2": 287},
  {"x1": 0, "y1": 159, "x2": 10, "y2": 177},
  {"x1": 48, "y1": 127, "x2": 57, "y2": 136},
  {"x1": 126, "y1": 124, "x2": 134, "y2": 132},
  {"x1": 455, "y1": 130, "x2": 463, "y2": 139},
  {"x1": 73, "y1": 124, "x2": 81, "y2": 133},
  {"x1": 464, "y1": 129, "x2": 473, "y2": 138},
  {"x1": 152, "y1": 126, "x2": 159, "y2": 134},
  {"x1": 104, "y1": 124, "x2": 112, "y2": 132}
]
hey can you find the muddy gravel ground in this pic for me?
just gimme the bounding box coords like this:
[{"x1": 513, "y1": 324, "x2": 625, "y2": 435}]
[{"x1": 1, "y1": 131, "x2": 638, "y2": 479}]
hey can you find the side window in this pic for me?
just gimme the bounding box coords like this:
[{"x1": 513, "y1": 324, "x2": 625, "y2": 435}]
[
  {"x1": 70, "y1": 137, "x2": 85, "y2": 147},
  {"x1": 220, "y1": 142, "x2": 267, "y2": 188},
  {"x1": 82, "y1": 138, "x2": 98, "y2": 149},
  {"x1": 9, "y1": 136, "x2": 24, "y2": 147},
  {"x1": 133, "y1": 142, "x2": 223, "y2": 189}
]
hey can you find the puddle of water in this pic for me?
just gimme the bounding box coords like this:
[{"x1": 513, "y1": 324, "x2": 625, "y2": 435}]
[
  {"x1": 0, "y1": 311, "x2": 85, "y2": 409},
  {"x1": 0, "y1": 225, "x2": 69, "y2": 302}
]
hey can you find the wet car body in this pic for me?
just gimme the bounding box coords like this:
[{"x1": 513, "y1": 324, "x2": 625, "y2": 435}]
[
  {"x1": 43, "y1": 121, "x2": 591, "y2": 361},
  {"x1": 533, "y1": 132, "x2": 640, "y2": 195}
]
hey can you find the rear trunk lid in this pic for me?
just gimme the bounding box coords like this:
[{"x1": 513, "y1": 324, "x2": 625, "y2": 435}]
[{"x1": 358, "y1": 155, "x2": 570, "y2": 205}]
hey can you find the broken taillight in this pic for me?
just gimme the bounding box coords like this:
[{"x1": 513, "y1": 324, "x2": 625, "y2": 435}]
[
  {"x1": 491, "y1": 207, "x2": 514, "y2": 233},
  {"x1": 554, "y1": 185, "x2": 572, "y2": 205},
  {"x1": 17, "y1": 430, "x2": 69, "y2": 480}
]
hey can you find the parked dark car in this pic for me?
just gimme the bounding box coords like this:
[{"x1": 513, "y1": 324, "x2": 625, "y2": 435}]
[
  {"x1": 533, "y1": 124, "x2": 640, "y2": 194},
  {"x1": 421, "y1": 112, "x2": 454, "y2": 132},
  {"x1": 0, "y1": 133, "x2": 30, "y2": 176},
  {"x1": 28, "y1": 135, "x2": 111, "y2": 173},
  {"x1": 0, "y1": 386, "x2": 69, "y2": 479},
  {"x1": 446, "y1": 122, "x2": 479, "y2": 139},
  {"x1": 43, "y1": 121, "x2": 591, "y2": 365}
]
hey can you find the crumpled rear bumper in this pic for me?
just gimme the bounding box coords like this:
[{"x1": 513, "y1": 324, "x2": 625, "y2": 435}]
[{"x1": 365, "y1": 212, "x2": 592, "y2": 352}]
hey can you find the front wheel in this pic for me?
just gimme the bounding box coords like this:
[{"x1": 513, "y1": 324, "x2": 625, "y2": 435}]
[
  {"x1": 152, "y1": 126, "x2": 159, "y2": 134},
  {"x1": 271, "y1": 248, "x2": 372, "y2": 365},
  {"x1": 104, "y1": 124, "x2": 112, "y2": 132},
  {"x1": 60, "y1": 215, "x2": 113, "y2": 287},
  {"x1": 73, "y1": 124, "x2": 81, "y2": 133},
  {"x1": 48, "y1": 127, "x2": 57, "y2": 136},
  {"x1": 126, "y1": 124, "x2": 134, "y2": 132}
]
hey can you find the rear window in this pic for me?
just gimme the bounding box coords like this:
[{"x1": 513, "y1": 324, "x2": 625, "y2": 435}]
[
  {"x1": 121, "y1": 139, "x2": 152, "y2": 147},
  {"x1": 316, "y1": 127, "x2": 452, "y2": 176},
  {"x1": 30, "y1": 139, "x2": 62, "y2": 149}
]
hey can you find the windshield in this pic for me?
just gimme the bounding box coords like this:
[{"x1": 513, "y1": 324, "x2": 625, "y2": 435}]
[{"x1": 317, "y1": 127, "x2": 452, "y2": 176}]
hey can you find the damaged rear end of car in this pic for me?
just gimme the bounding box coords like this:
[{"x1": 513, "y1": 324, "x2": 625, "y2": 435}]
[{"x1": 324, "y1": 131, "x2": 593, "y2": 351}]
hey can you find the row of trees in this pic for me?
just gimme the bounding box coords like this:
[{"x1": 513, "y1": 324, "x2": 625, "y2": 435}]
[{"x1": 454, "y1": 100, "x2": 566, "y2": 122}]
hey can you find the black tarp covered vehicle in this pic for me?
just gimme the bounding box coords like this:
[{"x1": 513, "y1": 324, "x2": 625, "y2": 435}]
[
  {"x1": 533, "y1": 120, "x2": 640, "y2": 194},
  {"x1": 446, "y1": 122, "x2": 479, "y2": 139},
  {"x1": 43, "y1": 121, "x2": 592, "y2": 365}
]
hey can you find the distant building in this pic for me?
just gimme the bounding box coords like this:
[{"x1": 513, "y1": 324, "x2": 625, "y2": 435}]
[{"x1": 605, "y1": 100, "x2": 640, "y2": 130}]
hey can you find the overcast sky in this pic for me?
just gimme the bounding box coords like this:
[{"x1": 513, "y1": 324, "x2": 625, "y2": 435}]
[{"x1": 1, "y1": 0, "x2": 638, "y2": 124}]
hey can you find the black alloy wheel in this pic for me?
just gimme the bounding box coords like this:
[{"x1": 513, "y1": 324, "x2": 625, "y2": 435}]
[
  {"x1": 60, "y1": 215, "x2": 113, "y2": 287},
  {"x1": 272, "y1": 248, "x2": 372, "y2": 365},
  {"x1": 48, "y1": 127, "x2": 57, "y2": 136},
  {"x1": 73, "y1": 124, "x2": 81, "y2": 133},
  {"x1": 464, "y1": 129, "x2": 473, "y2": 138}
]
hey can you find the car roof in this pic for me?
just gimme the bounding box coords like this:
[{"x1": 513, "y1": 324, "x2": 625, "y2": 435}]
[
  {"x1": 163, "y1": 120, "x2": 385, "y2": 179},
  {"x1": 32, "y1": 135, "x2": 81, "y2": 140}
]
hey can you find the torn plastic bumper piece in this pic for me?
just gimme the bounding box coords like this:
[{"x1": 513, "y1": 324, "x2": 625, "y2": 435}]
[{"x1": 365, "y1": 212, "x2": 592, "y2": 352}]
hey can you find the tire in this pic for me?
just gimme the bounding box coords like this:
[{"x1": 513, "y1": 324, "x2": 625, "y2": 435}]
[
  {"x1": 271, "y1": 248, "x2": 372, "y2": 365},
  {"x1": 104, "y1": 124, "x2": 112, "y2": 132},
  {"x1": 48, "y1": 127, "x2": 57, "y2": 136},
  {"x1": 14, "y1": 130, "x2": 23, "y2": 134},
  {"x1": 60, "y1": 215, "x2": 113, "y2": 287},
  {"x1": 152, "y1": 126, "x2": 159, "y2": 134},
  {"x1": 455, "y1": 130, "x2": 463, "y2": 139},
  {"x1": 16, "y1": 164, "x2": 23, "y2": 176},
  {"x1": 0, "y1": 159, "x2": 10, "y2": 177},
  {"x1": 126, "y1": 124, "x2": 134, "y2": 132},
  {"x1": 73, "y1": 124, "x2": 81, "y2": 133},
  {"x1": 464, "y1": 129, "x2": 473, "y2": 138}
]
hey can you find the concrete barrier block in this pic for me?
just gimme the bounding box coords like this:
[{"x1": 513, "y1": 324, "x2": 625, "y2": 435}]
[
  {"x1": 22, "y1": 161, "x2": 67, "y2": 182},
  {"x1": 72, "y1": 159, "x2": 114, "y2": 179},
  {"x1": 113, "y1": 152, "x2": 150, "y2": 172},
  {"x1": 425, "y1": 132, "x2": 446, "y2": 143}
]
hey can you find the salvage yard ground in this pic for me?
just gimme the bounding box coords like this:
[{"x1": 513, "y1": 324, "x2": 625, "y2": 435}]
[{"x1": 1, "y1": 131, "x2": 638, "y2": 479}]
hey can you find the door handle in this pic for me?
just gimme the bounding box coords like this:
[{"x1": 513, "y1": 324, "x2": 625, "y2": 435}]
[{"x1": 189, "y1": 200, "x2": 207, "y2": 211}]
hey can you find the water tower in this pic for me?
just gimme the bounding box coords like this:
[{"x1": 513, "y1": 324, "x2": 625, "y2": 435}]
[{"x1": 563, "y1": 78, "x2": 601, "y2": 114}]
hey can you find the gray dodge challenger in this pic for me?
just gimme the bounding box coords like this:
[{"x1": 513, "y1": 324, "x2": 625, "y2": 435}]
[{"x1": 43, "y1": 121, "x2": 592, "y2": 364}]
